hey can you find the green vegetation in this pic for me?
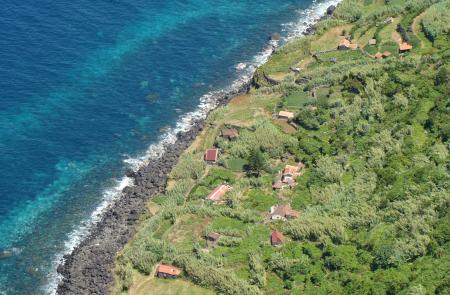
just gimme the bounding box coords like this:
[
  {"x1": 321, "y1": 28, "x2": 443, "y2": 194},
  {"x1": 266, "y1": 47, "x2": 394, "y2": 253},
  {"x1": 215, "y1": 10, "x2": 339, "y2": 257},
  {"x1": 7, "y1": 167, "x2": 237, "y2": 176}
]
[{"x1": 114, "y1": 1, "x2": 450, "y2": 294}]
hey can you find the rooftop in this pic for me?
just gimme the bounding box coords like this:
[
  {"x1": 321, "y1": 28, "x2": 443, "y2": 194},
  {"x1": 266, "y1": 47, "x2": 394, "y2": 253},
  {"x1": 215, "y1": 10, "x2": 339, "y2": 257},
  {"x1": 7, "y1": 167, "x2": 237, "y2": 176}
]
[
  {"x1": 204, "y1": 149, "x2": 219, "y2": 162},
  {"x1": 157, "y1": 264, "x2": 181, "y2": 276},
  {"x1": 207, "y1": 185, "x2": 231, "y2": 202}
]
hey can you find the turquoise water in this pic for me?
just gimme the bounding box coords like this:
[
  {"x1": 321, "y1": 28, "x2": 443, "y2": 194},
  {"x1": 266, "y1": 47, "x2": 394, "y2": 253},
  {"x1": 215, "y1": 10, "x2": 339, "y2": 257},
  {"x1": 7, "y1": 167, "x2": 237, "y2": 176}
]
[{"x1": 0, "y1": 0, "x2": 334, "y2": 293}]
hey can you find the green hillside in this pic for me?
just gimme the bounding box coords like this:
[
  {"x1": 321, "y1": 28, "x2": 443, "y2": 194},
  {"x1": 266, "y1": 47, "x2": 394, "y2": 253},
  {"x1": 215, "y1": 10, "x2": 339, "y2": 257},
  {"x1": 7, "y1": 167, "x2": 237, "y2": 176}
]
[{"x1": 114, "y1": 0, "x2": 449, "y2": 294}]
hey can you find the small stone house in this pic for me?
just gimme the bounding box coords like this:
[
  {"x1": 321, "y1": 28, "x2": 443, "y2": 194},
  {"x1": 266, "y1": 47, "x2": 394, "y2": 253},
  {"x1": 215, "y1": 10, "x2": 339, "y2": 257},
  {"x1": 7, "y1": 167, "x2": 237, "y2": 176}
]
[
  {"x1": 269, "y1": 204, "x2": 300, "y2": 221},
  {"x1": 204, "y1": 148, "x2": 219, "y2": 163},
  {"x1": 221, "y1": 128, "x2": 239, "y2": 140},
  {"x1": 156, "y1": 264, "x2": 181, "y2": 279},
  {"x1": 271, "y1": 231, "x2": 285, "y2": 246},
  {"x1": 207, "y1": 184, "x2": 231, "y2": 204},
  {"x1": 206, "y1": 232, "x2": 221, "y2": 246},
  {"x1": 368, "y1": 39, "x2": 377, "y2": 46}
]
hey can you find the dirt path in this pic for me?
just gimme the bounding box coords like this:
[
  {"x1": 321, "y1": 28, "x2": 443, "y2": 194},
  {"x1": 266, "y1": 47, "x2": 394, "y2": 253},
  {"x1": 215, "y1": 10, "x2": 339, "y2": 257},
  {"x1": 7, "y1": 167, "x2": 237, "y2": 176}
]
[{"x1": 412, "y1": 11, "x2": 426, "y2": 49}]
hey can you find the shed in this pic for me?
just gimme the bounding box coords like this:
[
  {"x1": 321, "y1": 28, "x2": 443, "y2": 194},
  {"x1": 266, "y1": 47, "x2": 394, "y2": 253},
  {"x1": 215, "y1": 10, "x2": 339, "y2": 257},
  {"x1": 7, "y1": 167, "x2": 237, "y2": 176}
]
[
  {"x1": 399, "y1": 42, "x2": 413, "y2": 53},
  {"x1": 278, "y1": 111, "x2": 295, "y2": 120},
  {"x1": 374, "y1": 52, "x2": 383, "y2": 59},
  {"x1": 207, "y1": 232, "x2": 221, "y2": 242},
  {"x1": 221, "y1": 128, "x2": 239, "y2": 140},
  {"x1": 156, "y1": 264, "x2": 181, "y2": 279},
  {"x1": 207, "y1": 184, "x2": 231, "y2": 204},
  {"x1": 269, "y1": 204, "x2": 300, "y2": 221},
  {"x1": 382, "y1": 51, "x2": 392, "y2": 58},
  {"x1": 271, "y1": 231, "x2": 285, "y2": 246},
  {"x1": 338, "y1": 39, "x2": 358, "y2": 50},
  {"x1": 204, "y1": 149, "x2": 219, "y2": 163},
  {"x1": 368, "y1": 39, "x2": 377, "y2": 46}
]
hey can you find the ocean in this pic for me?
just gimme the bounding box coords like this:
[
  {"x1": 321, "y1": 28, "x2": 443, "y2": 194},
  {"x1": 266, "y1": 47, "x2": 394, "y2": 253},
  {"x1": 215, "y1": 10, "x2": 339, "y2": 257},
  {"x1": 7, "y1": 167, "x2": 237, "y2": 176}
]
[{"x1": 0, "y1": 0, "x2": 339, "y2": 293}]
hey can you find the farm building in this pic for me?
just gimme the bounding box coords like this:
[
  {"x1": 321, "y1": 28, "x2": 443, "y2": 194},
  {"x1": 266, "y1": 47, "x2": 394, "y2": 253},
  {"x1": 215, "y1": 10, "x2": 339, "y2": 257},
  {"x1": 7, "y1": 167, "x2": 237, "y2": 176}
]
[
  {"x1": 207, "y1": 184, "x2": 231, "y2": 204},
  {"x1": 399, "y1": 42, "x2": 413, "y2": 53},
  {"x1": 338, "y1": 39, "x2": 358, "y2": 50},
  {"x1": 156, "y1": 264, "x2": 181, "y2": 279},
  {"x1": 271, "y1": 231, "x2": 285, "y2": 246},
  {"x1": 278, "y1": 111, "x2": 295, "y2": 120},
  {"x1": 269, "y1": 204, "x2": 300, "y2": 220},
  {"x1": 221, "y1": 128, "x2": 239, "y2": 140},
  {"x1": 204, "y1": 148, "x2": 219, "y2": 163}
]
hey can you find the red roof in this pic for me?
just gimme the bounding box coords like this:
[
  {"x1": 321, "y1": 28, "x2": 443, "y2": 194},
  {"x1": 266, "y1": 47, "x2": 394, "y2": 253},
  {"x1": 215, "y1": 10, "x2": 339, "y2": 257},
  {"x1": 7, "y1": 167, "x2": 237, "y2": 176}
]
[
  {"x1": 157, "y1": 264, "x2": 181, "y2": 276},
  {"x1": 399, "y1": 42, "x2": 412, "y2": 51},
  {"x1": 204, "y1": 149, "x2": 219, "y2": 161},
  {"x1": 271, "y1": 231, "x2": 284, "y2": 245},
  {"x1": 207, "y1": 185, "x2": 231, "y2": 202}
]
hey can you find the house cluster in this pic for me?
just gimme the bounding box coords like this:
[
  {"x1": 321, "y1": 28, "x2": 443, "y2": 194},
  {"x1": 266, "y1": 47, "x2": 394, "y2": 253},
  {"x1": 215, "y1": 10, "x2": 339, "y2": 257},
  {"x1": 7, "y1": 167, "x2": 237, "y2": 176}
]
[
  {"x1": 338, "y1": 39, "x2": 358, "y2": 50},
  {"x1": 204, "y1": 127, "x2": 240, "y2": 164},
  {"x1": 273, "y1": 162, "x2": 305, "y2": 190},
  {"x1": 269, "y1": 204, "x2": 300, "y2": 221}
]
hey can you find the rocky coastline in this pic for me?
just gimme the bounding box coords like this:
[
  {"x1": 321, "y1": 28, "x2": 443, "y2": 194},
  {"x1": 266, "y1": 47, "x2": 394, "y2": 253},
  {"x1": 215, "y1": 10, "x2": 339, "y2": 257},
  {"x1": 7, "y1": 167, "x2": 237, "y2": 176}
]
[
  {"x1": 56, "y1": 82, "x2": 251, "y2": 295},
  {"x1": 55, "y1": 4, "x2": 337, "y2": 294}
]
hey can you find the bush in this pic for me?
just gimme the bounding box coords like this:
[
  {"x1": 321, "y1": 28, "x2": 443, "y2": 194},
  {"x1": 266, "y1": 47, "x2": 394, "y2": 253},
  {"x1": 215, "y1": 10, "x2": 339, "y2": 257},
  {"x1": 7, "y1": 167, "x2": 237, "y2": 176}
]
[
  {"x1": 334, "y1": 0, "x2": 363, "y2": 22},
  {"x1": 170, "y1": 153, "x2": 205, "y2": 180},
  {"x1": 227, "y1": 119, "x2": 298, "y2": 159},
  {"x1": 175, "y1": 255, "x2": 262, "y2": 295}
]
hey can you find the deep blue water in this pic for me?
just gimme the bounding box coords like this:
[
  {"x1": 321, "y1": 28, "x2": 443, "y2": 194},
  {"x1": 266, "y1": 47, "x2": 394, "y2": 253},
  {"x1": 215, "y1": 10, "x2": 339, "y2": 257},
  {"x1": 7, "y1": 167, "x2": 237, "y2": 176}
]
[{"x1": 0, "y1": 0, "x2": 320, "y2": 293}]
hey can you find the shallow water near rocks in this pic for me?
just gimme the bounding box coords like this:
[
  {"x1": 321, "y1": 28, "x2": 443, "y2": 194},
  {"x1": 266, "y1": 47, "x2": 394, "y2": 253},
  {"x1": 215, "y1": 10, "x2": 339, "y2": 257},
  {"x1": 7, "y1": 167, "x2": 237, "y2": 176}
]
[{"x1": 0, "y1": 0, "x2": 339, "y2": 293}]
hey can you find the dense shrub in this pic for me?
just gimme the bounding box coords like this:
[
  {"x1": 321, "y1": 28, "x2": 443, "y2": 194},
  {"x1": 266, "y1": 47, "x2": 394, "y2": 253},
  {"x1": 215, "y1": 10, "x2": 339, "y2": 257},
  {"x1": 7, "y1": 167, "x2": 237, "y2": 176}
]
[
  {"x1": 334, "y1": 0, "x2": 363, "y2": 22},
  {"x1": 421, "y1": 1, "x2": 450, "y2": 42}
]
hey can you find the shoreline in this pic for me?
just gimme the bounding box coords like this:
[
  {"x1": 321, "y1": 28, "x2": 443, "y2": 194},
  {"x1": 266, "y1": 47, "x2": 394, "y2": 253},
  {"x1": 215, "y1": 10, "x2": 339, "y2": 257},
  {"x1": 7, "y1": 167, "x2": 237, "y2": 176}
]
[{"x1": 55, "y1": 2, "x2": 340, "y2": 294}]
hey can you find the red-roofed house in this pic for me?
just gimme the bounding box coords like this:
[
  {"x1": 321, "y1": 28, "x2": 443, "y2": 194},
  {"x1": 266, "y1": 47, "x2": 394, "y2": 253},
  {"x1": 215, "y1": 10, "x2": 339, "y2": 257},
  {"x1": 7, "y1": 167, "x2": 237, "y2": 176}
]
[
  {"x1": 271, "y1": 231, "x2": 285, "y2": 246},
  {"x1": 399, "y1": 42, "x2": 413, "y2": 53},
  {"x1": 204, "y1": 148, "x2": 219, "y2": 163},
  {"x1": 156, "y1": 264, "x2": 181, "y2": 279},
  {"x1": 207, "y1": 184, "x2": 231, "y2": 204},
  {"x1": 338, "y1": 39, "x2": 358, "y2": 50},
  {"x1": 374, "y1": 52, "x2": 383, "y2": 59}
]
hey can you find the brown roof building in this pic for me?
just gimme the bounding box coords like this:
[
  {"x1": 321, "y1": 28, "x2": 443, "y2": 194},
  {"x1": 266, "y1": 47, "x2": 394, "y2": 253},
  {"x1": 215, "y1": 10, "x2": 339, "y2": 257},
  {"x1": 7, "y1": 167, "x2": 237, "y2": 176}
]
[
  {"x1": 271, "y1": 231, "x2": 285, "y2": 246},
  {"x1": 382, "y1": 51, "x2": 392, "y2": 58},
  {"x1": 399, "y1": 42, "x2": 413, "y2": 53},
  {"x1": 374, "y1": 52, "x2": 383, "y2": 59},
  {"x1": 278, "y1": 111, "x2": 295, "y2": 120},
  {"x1": 204, "y1": 148, "x2": 219, "y2": 163},
  {"x1": 269, "y1": 204, "x2": 300, "y2": 220},
  {"x1": 156, "y1": 264, "x2": 181, "y2": 279},
  {"x1": 207, "y1": 184, "x2": 231, "y2": 204},
  {"x1": 338, "y1": 39, "x2": 358, "y2": 50},
  {"x1": 221, "y1": 128, "x2": 239, "y2": 140}
]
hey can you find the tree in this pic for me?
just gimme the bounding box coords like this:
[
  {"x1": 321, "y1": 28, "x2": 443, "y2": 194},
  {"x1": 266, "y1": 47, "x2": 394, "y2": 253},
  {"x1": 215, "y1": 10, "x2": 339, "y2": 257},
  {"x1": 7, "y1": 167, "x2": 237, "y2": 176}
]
[{"x1": 247, "y1": 148, "x2": 268, "y2": 177}]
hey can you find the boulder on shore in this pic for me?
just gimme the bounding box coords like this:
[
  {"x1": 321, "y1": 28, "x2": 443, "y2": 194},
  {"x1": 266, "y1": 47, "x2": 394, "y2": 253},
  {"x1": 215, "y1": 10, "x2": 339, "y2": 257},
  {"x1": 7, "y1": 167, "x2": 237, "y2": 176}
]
[
  {"x1": 270, "y1": 32, "x2": 281, "y2": 41},
  {"x1": 327, "y1": 5, "x2": 336, "y2": 15}
]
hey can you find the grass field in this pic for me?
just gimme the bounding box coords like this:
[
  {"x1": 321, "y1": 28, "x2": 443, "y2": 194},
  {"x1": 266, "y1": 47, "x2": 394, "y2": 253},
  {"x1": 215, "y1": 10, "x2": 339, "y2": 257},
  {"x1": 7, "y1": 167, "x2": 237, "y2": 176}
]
[
  {"x1": 226, "y1": 157, "x2": 248, "y2": 172},
  {"x1": 131, "y1": 277, "x2": 215, "y2": 295}
]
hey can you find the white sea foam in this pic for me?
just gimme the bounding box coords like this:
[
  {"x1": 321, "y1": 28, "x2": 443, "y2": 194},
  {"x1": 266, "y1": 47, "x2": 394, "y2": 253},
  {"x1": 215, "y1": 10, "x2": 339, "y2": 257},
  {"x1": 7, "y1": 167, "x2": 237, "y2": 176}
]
[{"x1": 46, "y1": 0, "x2": 342, "y2": 293}]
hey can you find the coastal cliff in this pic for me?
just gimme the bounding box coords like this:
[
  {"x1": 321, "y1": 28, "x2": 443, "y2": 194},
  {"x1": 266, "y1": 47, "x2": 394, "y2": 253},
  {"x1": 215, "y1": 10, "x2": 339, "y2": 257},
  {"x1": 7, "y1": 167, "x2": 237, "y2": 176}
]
[{"x1": 58, "y1": 0, "x2": 450, "y2": 294}]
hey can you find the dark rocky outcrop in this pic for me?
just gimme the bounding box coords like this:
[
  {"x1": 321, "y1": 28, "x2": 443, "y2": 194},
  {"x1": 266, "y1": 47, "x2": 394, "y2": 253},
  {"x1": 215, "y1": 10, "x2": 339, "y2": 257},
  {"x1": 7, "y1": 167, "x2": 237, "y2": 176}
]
[{"x1": 327, "y1": 5, "x2": 336, "y2": 16}]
